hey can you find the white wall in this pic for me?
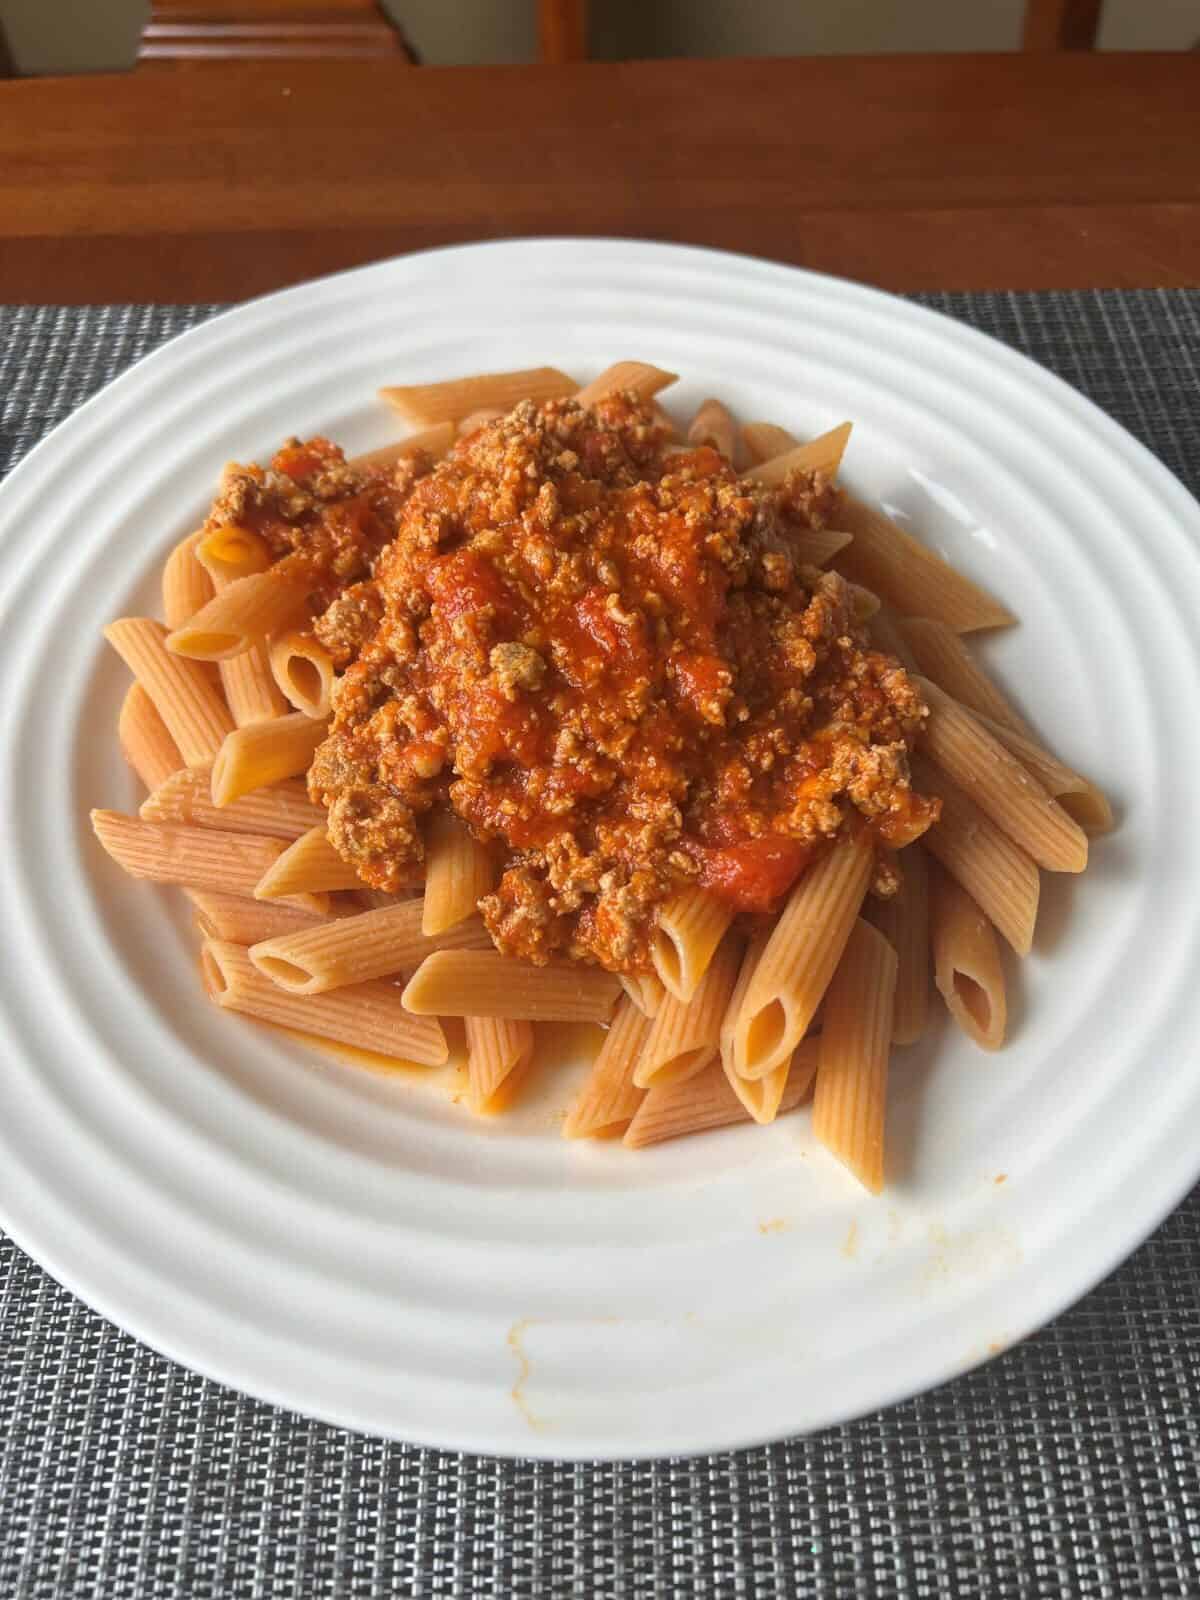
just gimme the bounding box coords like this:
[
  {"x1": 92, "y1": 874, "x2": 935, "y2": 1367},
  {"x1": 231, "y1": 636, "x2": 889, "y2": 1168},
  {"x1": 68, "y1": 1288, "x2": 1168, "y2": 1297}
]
[
  {"x1": 2, "y1": 0, "x2": 1196, "y2": 75},
  {"x1": 4, "y1": 0, "x2": 145, "y2": 73}
]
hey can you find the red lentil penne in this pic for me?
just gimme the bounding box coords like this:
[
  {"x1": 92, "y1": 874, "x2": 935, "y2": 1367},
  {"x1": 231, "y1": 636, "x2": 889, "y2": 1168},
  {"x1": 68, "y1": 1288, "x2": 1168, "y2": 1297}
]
[
  {"x1": 562, "y1": 996, "x2": 652, "y2": 1139},
  {"x1": 202, "y1": 939, "x2": 448, "y2": 1066},
  {"x1": 421, "y1": 812, "x2": 494, "y2": 936},
  {"x1": 742, "y1": 420, "x2": 853, "y2": 487},
  {"x1": 731, "y1": 834, "x2": 874, "y2": 1082},
  {"x1": 929, "y1": 862, "x2": 1007, "y2": 1051},
  {"x1": 402, "y1": 951, "x2": 621, "y2": 1025},
  {"x1": 105, "y1": 617, "x2": 234, "y2": 766},
  {"x1": 118, "y1": 682, "x2": 183, "y2": 792},
  {"x1": 650, "y1": 887, "x2": 734, "y2": 1005},
  {"x1": 812, "y1": 919, "x2": 898, "y2": 1193},
  {"x1": 250, "y1": 898, "x2": 491, "y2": 995},
  {"x1": 380, "y1": 368, "x2": 578, "y2": 425},
  {"x1": 624, "y1": 1039, "x2": 818, "y2": 1150}
]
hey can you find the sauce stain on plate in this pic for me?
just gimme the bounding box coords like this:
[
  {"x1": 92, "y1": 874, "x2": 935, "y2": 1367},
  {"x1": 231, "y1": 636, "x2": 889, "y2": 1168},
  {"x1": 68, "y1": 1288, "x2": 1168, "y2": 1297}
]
[
  {"x1": 505, "y1": 1312, "x2": 623, "y2": 1430},
  {"x1": 506, "y1": 1318, "x2": 546, "y2": 1431},
  {"x1": 919, "y1": 1223, "x2": 1021, "y2": 1294},
  {"x1": 757, "y1": 1217, "x2": 789, "y2": 1235}
]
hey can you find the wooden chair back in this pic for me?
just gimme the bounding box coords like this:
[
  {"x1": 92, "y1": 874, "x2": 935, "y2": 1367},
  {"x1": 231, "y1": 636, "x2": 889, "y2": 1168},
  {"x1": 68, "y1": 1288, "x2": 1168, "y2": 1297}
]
[
  {"x1": 1022, "y1": 0, "x2": 1102, "y2": 49},
  {"x1": 536, "y1": 0, "x2": 1103, "y2": 58},
  {"x1": 139, "y1": 0, "x2": 415, "y2": 64}
]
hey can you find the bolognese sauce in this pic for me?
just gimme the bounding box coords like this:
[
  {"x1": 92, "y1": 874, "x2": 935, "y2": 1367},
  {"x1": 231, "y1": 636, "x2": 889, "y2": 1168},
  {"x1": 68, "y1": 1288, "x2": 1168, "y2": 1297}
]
[{"x1": 278, "y1": 394, "x2": 939, "y2": 975}]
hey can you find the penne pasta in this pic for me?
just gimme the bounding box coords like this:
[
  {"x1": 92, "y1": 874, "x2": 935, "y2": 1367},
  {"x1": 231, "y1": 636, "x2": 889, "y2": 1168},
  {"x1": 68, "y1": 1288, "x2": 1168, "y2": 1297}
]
[
  {"x1": 268, "y1": 631, "x2": 335, "y2": 721},
  {"x1": 195, "y1": 524, "x2": 273, "y2": 585},
  {"x1": 972, "y1": 710, "x2": 1113, "y2": 834},
  {"x1": 90, "y1": 811, "x2": 324, "y2": 909},
  {"x1": 202, "y1": 939, "x2": 448, "y2": 1066},
  {"x1": 834, "y1": 498, "x2": 1016, "y2": 633},
  {"x1": 219, "y1": 644, "x2": 289, "y2": 727},
  {"x1": 347, "y1": 421, "x2": 455, "y2": 472},
  {"x1": 623, "y1": 1039, "x2": 819, "y2": 1150},
  {"x1": 464, "y1": 1015, "x2": 535, "y2": 1114},
  {"x1": 632, "y1": 934, "x2": 741, "y2": 1090},
  {"x1": 732, "y1": 833, "x2": 874, "y2": 1081},
  {"x1": 166, "y1": 558, "x2": 315, "y2": 661},
  {"x1": 105, "y1": 617, "x2": 234, "y2": 767},
  {"x1": 899, "y1": 616, "x2": 1033, "y2": 735},
  {"x1": 650, "y1": 887, "x2": 734, "y2": 1004},
  {"x1": 118, "y1": 682, "x2": 183, "y2": 792},
  {"x1": 918, "y1": 677, "x2": 1088, "y2": 872},
  {"x1": 210, "y1": 712, "x2": 327, "y2": 807},
  {"x1": 866, "y1": 607, "x2": 919, "y2": 672},
  {"x1": 912, "y1": 755, "x2": 1040, "y2": 956},
  {"x1": 650, "y1": 400, "x2": 679, "y2": 440},
  {"x1": 849, "y1": 582, "x2": 881, "y2": 622},
  {"x1": 249, "y1": 898, "x2": 491, "y2": 994},
  {"x1": 379, "y1": 368, "x2": 577, "y2": 425},
  {"x1": 618, "y1": 971, "x2": 665, "y2": 1019},
  {"x1": 161, "y1": 531, "x2": 214, "y2": 629},
  {"x1": 742, "y1": 421, "x2": 853, "y2": 487},
  {"x1": 254, "y1": 825, "x2": 366, "y2": 900},
  {"x1": 867, "y1": 846, "x2": 931, "y2": 1046},
  {"x1": 196, "y1": 535, "x2": 290, "y2": 724},
  {"x1": 812, "y1": 919, "x2": 898, "y2": 1193},
  {"x1": 687, "y1": 398, "x2": 739, "y2": 463},
  {"x1": 421, "y1": 812, "x2": 494, "y2": 936},
  {"x1": 574, "y1": 362, "x2": 678, "y2": 408},
  {"x1": 354, "y1": 887, "x2": 414, "y2": 911},
  {"x1": 457, "y1": 407, "x2": 505, "y2": 435},
  {"x1": 740, "y1": 420, "x2": 796, "y2": 465},
  {"x1": 141, "y1": 765, "x2": 324, "y2": 839},
  {"x1": 794, "y1": 527, "x2": 854, "y2": 568},
  {"x1": 91, "y1": 369, "x2": 1110, "y2": 1159},
  {"x1": 402, "y1": 951, "x2": 620, "y2": 1024},
  {"x1": 562, "y1": 995, "x2": 651, "y2": 1139},
  {"x1": 188, "y1": 889, "x2": 330, "y2": 945},
  {"x1": 719, "y1": 931, "x2": 792, "y2": 1125},
  {"x1": 929, "y1": 863, "x2": 1006, "y2": 1051}
]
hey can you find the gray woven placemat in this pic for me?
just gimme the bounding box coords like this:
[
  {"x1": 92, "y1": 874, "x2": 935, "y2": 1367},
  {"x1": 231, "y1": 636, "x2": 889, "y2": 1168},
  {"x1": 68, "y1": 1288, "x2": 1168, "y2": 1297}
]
[{"x1": 2, "y1": 293, "x2": 1199, "y2": 1600}]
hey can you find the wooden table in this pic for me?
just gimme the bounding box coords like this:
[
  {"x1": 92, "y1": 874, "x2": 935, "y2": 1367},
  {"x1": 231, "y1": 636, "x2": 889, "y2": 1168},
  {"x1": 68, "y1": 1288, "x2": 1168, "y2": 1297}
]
[{"x1": 2, "y1": 53, "x2": 1198, "y2": 302}]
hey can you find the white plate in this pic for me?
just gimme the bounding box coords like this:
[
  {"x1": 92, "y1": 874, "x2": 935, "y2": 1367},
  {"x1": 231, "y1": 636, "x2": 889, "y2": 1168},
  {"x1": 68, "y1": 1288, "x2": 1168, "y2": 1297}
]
[{"x1": 1, "y1": 240, "x2": 1198, "y2": 1461}]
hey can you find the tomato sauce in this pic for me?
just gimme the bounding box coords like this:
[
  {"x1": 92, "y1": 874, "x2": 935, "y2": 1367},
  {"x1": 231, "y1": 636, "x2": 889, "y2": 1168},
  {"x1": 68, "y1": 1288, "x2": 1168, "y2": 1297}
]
[{"x1": 289, "y1": 396, "x2": 939, "y2": 971}]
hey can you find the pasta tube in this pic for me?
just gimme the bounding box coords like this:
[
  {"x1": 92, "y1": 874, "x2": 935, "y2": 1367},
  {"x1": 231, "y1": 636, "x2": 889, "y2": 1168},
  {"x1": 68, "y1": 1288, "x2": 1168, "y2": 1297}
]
[
  {"x1": 912, "y1": 755, "x2": 1039, "y2": 956},
  {"x1": 650, "y1": 887, "x2": 734, "y2": 1004},
  {"x1": 930, "y1": 863, "x2": 1006, "y2": 1050},
  {"x1": 421, "y1": 812, "x2": 494, "y2": 936},
  {"x1": 202, "y1": 940, "x2": 448, "y2": 1065},
  {"x1": 562, "y1": 996, "x2": 651, "y2": 1139},
  {"x1": 465, "y1": 1016, "x2": 535, "y2": 1114},
  {"x1": 250, "y1": 898, "x2": 490, "y2": 994},
  {"x1": 918, "y1": 677, "x2": 1087, "y2": 872},
  {"x1": 623, "y1": 1040, "x2": 818, "y2": 1150},
  {"x1": 731, "y1": 833, "x2": 873, "y2": 1081},
  {"x1": 812, "y1": 919, "x2": 898, "y2": 1193},
  {"x1": 632, "y1": 934, "x2": 740, "y2": 1090},
  {"x1": 380, "y1": 368, "x2": 577, "y2": 424},
  {"x1": 105, "y1": 617, "x2": 234, "y2": 766},
  {"x1": 402, "y1": 951, "x2": 620, "y2": 1024},
  {"x1": 835, "y1": 498, "x2": 1015, "y2": 632},
  {"x1": 118, "y1": 683, "x2": 183, "y2": 792}
]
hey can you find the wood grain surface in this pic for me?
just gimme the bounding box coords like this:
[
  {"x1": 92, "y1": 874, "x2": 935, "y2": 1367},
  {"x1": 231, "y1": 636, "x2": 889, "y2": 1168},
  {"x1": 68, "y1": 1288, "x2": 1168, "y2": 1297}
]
[{"x1": 2, "y1": 53, "x2": 1197, "y2": 301}]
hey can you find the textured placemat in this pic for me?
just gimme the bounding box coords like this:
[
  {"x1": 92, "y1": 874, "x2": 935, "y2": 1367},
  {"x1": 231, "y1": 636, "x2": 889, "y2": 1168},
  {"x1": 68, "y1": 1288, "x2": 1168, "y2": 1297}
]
[{"x1": 2, "y1": 292, "x2": 1199, "y2": 1600}]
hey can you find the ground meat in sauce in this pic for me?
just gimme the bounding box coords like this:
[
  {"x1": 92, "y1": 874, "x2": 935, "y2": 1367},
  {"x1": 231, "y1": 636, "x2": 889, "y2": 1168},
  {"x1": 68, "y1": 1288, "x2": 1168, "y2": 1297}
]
[
  {"x1": 294, "y1": 394, "x2": 939, "y2": 974},
  {"x1": 206, "y1": 436, "x2": 431, "y2": 616}
]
